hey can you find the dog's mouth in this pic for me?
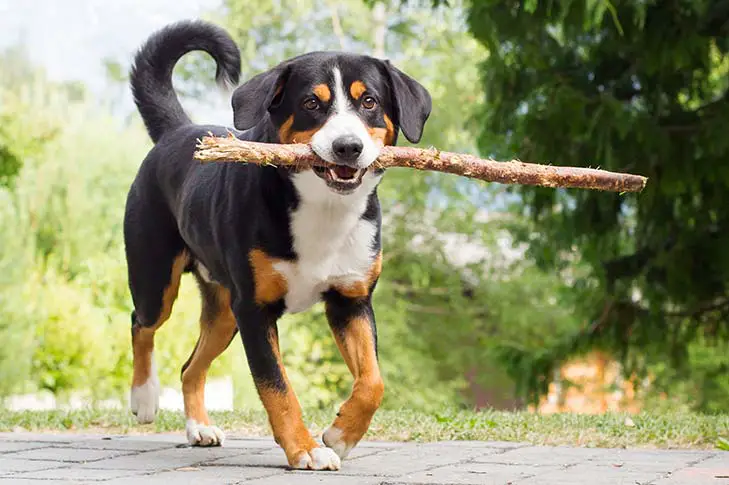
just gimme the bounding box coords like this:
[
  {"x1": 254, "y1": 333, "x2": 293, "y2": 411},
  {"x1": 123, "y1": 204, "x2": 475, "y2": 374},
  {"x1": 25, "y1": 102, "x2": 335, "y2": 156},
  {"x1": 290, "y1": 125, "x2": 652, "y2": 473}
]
[{"x1": 313, "y1": 165, "x2": 365, "y2": 193}]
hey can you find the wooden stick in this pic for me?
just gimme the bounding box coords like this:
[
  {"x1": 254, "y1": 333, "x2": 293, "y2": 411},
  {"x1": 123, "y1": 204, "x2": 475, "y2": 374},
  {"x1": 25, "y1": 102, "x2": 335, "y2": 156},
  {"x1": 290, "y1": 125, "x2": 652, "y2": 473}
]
[{"x1": 194, "y1": 135, "x2": 648, "y2": 193}]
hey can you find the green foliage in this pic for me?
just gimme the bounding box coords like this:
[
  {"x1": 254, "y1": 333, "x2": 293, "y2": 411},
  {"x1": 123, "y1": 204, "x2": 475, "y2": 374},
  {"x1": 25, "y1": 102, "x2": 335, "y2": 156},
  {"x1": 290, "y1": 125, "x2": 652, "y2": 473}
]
[
  {"x1": 718, "y1": 436, "x2": 729, "y2": 451},
  {"x1": 466, "y1": 0, "x2": 729, "y2": 411},
  {"x1": 0, "y1": 49, "x2": 59, "y2": 187}
]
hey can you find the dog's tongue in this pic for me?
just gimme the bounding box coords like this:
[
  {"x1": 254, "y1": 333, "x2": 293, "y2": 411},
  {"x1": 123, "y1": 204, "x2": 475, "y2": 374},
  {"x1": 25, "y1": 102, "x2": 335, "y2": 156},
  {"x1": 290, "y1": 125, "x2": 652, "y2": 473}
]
[{"x1": 333, "y1": 166, "x2": 358, "y2": 179}]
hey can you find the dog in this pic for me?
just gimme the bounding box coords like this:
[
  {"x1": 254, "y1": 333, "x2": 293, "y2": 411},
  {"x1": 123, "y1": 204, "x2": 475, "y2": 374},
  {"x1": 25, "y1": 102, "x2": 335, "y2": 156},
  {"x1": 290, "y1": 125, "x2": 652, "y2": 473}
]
[{"x1": 124, "y1": 20, "x2": 431, "y2": 470}]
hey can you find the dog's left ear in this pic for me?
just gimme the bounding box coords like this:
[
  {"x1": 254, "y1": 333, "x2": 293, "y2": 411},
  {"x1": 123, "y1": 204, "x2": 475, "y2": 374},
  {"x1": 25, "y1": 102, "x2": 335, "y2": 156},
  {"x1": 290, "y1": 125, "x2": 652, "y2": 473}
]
[
  {"x1": 232, "y1": 64, "x2": 290, "y2": 130},
  {"x1": 382, "y1": 61, "x2": 432, "y2": 144}
]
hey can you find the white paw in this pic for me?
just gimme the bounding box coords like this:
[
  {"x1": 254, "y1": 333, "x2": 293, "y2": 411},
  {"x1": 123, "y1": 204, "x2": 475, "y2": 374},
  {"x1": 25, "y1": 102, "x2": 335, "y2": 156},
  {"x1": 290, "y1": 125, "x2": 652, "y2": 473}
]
[
  {"x1": 293, "y1": 447, "x2": 341, "y2": 471},
  {"x1": 130, "y1": 363, "x2": 159, "y2": 424},
  {"x1": 186, "y1": 420, "x2": 225, "y2": 447},
  {"x1": 322, "y1": 426, "x2": 354, "y2": 460}
]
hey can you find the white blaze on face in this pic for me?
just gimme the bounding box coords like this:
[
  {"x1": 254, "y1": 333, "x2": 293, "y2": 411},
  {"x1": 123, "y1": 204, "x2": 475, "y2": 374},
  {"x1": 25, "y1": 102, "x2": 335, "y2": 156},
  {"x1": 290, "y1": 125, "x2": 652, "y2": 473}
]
[{"x1": 311, "y1": 67, "x2": 381, "y2": 169}]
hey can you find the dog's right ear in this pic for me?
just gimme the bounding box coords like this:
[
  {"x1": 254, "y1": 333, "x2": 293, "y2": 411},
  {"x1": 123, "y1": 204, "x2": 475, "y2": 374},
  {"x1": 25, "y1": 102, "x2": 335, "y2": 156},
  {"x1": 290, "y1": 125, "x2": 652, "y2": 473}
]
[{"x1": 232, "y1": 64, "x2": 290, "y2": 130}]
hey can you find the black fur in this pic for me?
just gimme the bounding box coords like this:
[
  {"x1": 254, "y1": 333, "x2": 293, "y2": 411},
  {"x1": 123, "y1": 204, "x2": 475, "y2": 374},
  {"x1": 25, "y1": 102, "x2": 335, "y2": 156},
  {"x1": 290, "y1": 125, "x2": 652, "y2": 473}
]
[{"x1": 383, "y1": 61, "x2": 432, "y2": 143}]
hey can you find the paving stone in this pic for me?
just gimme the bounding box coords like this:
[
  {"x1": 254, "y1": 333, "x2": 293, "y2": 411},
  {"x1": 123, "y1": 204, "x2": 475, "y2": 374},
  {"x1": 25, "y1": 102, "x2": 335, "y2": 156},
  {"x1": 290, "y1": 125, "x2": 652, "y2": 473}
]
[
  {"x1": 652, "y1": 454, "x2": 729, "y2": 485},
  {"x1": 104, "y1": 466, "x2": 278, "y2": 484},
  {"x1": 63, "y1": 438, "x2": 178, "y2": 452},
  {"x1": 6, "y1": 447, "x2": 133, "y2": 464},
  {"x1": 219, "y1": 439, "x2": 278, "y2": 450},
  {"x1": 0, "y1": 443, "x2": 49, "y2": 454},
  {"x1": 0, "y1": 479, "x2": 69, "y2": 484},
  {"x1": 216, "y1": 437, "x2": 278, "y2": 449},
  {"x1": 0, "y1": 433, "x2": 97, "y2": 443},
  {"x1": 246, "y1": 473, "x2": 383, "y2": 485},
  {"x1": 336, "y1": 443, "x2": 505, "y2": 477},
  {"x1": 475, "y1": 446, "x2": 712, "y2": 475},
  {"x1": 14, "y1": 467, "x2": 149, "y2": 481},
  {"x1": 353, "y1": 440, "x2": 407, "y2": 449},
  {"x1": 113, "y1": 433, "x2": 185, "y2": 444},
  {"x1": 517, "y1": 462, "x2": 663, "y2": 485},
  {"x1": 77, "y1": 446, "x2": 250, "y2": 471},
  {"x1": 392, "y1": 462, "x2": 560, "y2": 484},
  {"x1": 430, "y1": 440, "x2": 528, "y2": 450},
  {"x1": 345, "y1": 445, "x2": 397, "y2": 460},
  {"x1": 587, "y1": 449, "x2": 717, "y2": 472},
  {"x1": 0, "y1": 457, "x2": 69, "y2": 473},
  {"x1": 474, "y1": 445, "x2": 605, "y2": 466},
  {"x1": 204, "y1": 449, "x2": 291, "y2": 469}
]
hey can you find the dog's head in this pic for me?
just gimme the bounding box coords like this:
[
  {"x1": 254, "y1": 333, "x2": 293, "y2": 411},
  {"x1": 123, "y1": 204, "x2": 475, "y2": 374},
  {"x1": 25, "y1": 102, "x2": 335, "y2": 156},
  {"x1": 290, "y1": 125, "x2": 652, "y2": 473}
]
[{"x1": 231, "y1": 52, "x2": 431, "y2": 195}]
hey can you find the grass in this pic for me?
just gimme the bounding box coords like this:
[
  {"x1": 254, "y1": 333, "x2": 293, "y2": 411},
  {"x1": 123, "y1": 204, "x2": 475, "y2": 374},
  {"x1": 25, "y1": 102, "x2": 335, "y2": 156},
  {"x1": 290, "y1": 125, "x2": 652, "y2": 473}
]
[{"x1": 1, "y1": 408, "x2": 727, "y2": 450}]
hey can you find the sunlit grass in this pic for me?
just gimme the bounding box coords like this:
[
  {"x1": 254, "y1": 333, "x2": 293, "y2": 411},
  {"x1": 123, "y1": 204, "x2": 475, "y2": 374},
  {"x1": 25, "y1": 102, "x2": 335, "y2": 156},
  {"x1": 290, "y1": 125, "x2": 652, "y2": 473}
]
[{"x1": 1, "y1": 408, "x2": 726, "y2": 450}]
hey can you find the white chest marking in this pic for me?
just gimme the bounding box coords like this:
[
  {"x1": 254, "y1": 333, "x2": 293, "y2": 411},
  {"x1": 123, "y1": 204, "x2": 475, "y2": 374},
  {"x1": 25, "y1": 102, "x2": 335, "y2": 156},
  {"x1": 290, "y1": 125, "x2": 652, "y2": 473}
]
[{"x1": 278, "y1": 170, "x2": 381, "y2": 313}]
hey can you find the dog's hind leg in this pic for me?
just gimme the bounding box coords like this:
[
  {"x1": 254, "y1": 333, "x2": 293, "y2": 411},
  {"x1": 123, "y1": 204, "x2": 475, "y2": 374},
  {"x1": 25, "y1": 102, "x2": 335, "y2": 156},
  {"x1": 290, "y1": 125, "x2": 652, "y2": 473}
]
[
  {"x1": 128, "y1": 249, "x2": 188, "y2": 424},
  {"x1": 180, "y1": 275, "x2": 238, "y2": 446},
  {"x1": 125, "y1": 194, "x2": 189, "y2": 424}
]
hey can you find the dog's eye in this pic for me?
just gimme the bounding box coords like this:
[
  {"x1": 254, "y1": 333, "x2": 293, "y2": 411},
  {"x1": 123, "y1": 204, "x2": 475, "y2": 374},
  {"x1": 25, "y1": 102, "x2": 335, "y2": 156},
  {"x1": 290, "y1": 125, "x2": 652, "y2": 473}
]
[
  {"x1": 302, "y1": 98, "x2": 320, "y2": 111},
  {"x1": 362, "y1": 95, "x2": 376, "y2": 110}
]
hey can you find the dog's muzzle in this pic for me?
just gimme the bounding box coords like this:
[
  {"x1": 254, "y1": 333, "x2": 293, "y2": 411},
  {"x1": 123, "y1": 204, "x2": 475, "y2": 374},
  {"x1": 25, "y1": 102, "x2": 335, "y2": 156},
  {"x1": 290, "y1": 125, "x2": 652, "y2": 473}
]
[{"x1": 311, "y1": 134, "x2": 371, "y2": 194}]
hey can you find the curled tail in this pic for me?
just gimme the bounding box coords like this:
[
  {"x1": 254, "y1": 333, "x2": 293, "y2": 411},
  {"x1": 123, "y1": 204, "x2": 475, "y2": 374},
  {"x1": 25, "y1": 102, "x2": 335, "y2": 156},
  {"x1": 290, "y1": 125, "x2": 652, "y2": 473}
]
[{"x1": 130, "y1": 20, "x2": 241, "y2": 143}]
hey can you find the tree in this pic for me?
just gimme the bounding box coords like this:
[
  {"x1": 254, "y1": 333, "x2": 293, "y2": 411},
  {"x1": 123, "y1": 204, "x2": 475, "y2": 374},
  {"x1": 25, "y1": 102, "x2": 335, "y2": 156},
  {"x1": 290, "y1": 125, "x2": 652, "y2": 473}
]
[
  {"x1": 466, "y1": 0, "x2": 729, "y2": 409},
  {"x1": 0, "y1": 47, "x2": 59, "y2": 187}
]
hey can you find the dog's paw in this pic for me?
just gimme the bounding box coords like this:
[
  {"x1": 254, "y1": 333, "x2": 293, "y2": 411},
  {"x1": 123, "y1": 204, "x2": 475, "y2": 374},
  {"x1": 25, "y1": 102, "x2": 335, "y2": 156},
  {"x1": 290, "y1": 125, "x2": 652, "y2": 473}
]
[
  {"x1": 292, "y1": 447, "x2": 341, "y2": 471},
  {"x1": 186, "y1": 420, "x2": 225, "y2": 447},
  {"x1": 130, "y1": 376, "x2": 159, "y2": 424},
  {"x1": 322, "y1": 426, "x2": 355, "y2": 460}
]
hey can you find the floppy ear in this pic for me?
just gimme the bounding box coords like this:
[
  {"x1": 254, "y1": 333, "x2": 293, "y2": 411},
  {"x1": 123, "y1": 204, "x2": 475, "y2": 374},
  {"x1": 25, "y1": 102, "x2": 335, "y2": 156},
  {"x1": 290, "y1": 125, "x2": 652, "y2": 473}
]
[
  {"x1": 383, "y1": 61, "x2": 432, "y2": 144},
  {"x1": 231, "y1": 64, "x2": 289, "y2": 130}
]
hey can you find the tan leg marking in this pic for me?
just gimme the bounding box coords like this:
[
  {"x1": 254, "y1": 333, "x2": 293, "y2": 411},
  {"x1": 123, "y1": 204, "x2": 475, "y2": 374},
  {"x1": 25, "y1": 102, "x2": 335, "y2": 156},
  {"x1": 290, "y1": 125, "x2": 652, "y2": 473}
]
[
  {"x1": 258, "y1": 328, "x2": 330, "y2": 468},
  {"x1": 324, "y1": 315, "x2": 384, "y2": 458},
  {"x1": 130, "y1": 250, "x2": 188, "y2": 423},
  {"x1": 350, "y1": 80, "x2": 366, "y2": 100},
  {"x1": 182, "y1": 283, "x2": 237, "y2": 445},
  {"x1": 334, "y1": 252, "x2": 382, "y2": 299},
  {"x1": 249, "y1": 249, "x2": 288, "y2": 305},
  {"x1": 132, "y1": 250, "x2": 188, "y2": 387}
]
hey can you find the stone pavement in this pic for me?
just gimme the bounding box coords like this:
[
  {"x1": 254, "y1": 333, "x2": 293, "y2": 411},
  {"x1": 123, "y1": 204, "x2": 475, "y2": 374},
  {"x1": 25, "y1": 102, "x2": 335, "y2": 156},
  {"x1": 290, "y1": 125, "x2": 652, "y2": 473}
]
[{"x1": 0, "y1": 432, "x2": 727, "y2": 484}]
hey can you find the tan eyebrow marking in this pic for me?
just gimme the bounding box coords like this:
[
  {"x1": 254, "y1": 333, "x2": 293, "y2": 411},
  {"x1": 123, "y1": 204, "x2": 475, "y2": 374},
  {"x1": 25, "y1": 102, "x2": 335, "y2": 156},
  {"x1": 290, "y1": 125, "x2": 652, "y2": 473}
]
[
  {"x1": 350, "y1": 80, "x2": 366, "y2": 100},
  {"x1": 312, "y1": 84, "x2": 331, "y2": 102}
]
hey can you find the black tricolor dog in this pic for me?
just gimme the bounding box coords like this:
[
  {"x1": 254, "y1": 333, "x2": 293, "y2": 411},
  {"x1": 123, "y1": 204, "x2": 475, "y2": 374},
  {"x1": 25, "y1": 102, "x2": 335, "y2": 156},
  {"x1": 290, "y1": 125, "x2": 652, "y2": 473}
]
[{"x1": 125, "y1": 20, "x2": 430, "y2": 470}]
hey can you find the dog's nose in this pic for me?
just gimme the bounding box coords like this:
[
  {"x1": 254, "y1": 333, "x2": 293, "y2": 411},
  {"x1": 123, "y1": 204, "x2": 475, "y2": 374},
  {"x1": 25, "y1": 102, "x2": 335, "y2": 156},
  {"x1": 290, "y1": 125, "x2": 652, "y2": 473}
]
[{"x1": 332, "y1": 135, "x2": 363, "y2": 162}]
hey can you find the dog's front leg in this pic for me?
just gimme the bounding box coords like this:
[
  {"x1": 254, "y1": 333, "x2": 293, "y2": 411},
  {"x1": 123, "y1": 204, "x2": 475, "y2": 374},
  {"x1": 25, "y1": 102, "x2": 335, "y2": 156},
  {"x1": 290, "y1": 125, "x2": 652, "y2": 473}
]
[
  {"x1": 321, "y1": 292, "x2": 384, "y2": 460},
  {"x1": 233, "y1": 301, "x2": 341, "y2": 470}
]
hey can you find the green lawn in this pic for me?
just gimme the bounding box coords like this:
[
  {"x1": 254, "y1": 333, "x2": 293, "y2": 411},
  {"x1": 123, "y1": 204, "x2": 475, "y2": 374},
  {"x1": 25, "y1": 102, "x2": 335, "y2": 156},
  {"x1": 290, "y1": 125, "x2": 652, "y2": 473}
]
[{"x1": 1, "y1": 408, "x2": 727, "y2": 450}]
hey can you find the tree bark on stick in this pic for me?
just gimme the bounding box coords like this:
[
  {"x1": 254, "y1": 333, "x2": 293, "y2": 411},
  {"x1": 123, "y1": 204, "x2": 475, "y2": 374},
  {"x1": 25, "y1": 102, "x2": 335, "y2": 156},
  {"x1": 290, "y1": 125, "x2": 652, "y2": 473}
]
[{"x1": 194, "y1": 135, "x2": 648, "y2": 193}]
